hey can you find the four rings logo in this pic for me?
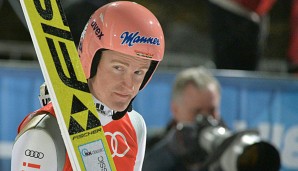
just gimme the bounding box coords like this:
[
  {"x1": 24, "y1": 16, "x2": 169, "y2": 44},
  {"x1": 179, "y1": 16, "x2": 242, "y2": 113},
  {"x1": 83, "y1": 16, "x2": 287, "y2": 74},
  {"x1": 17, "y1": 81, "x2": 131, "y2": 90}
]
[{"x1": 25, "y1": 149, "x2": 44, "y2": 159}]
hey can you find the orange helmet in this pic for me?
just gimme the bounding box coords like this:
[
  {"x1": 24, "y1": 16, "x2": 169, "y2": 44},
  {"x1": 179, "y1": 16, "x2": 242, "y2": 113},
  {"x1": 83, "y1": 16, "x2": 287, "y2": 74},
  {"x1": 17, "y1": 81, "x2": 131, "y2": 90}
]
[{"x1": 78, "y1": 1, "x2": 165, "y2": 90}]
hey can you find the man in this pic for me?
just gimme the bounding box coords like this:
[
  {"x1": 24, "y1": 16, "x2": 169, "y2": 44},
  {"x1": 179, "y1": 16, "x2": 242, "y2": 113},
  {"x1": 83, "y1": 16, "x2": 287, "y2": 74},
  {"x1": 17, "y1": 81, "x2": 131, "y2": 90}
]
[
  {"x1": 11, "y1": 1, "x2": 165, "y2": 171},
  {"x1": 143, "y1": 66, "x2": 222, "y2": 171}
]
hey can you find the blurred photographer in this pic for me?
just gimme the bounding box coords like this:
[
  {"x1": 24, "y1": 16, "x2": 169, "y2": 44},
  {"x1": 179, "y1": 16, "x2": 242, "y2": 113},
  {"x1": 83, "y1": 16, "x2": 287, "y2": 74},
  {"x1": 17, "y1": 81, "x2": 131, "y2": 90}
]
[
  {"x1": 143, "y1": 67, "x2": 280, "y2": 171},
  {"x1": 143, "y1": 66, "x2": 224, "y2": 171}
]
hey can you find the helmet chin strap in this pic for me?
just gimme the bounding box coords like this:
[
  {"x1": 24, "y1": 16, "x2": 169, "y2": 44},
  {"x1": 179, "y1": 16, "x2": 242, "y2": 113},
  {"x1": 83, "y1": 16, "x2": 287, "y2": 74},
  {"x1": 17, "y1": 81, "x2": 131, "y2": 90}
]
[
  {"x1": 112, "y1": 97, "x2": 134, "y2": 120},
  {"x1": 140, "y1": 61, "x2": 158, "y2": 90}
]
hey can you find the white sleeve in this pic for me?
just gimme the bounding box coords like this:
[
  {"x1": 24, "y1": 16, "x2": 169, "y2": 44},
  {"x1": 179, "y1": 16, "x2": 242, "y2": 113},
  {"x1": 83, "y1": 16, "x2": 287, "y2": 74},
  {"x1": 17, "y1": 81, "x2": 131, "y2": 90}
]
[
  {"x1": 128, "y1": 110, "x2": 147, "y2": 171},
  {"x1": 11, "y1": 129, "x2": 58, "y2": 171}
]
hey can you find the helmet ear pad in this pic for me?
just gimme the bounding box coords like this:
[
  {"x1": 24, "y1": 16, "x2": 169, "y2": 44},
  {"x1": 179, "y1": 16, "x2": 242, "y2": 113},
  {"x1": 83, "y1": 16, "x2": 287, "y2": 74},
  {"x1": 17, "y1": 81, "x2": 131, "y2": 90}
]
[
  {"x1": 89, "y1": 49, "x2": 105, "y2": 79},
  {"x1": 140, "y1": 60, "x2": 158, "y2": 90}
]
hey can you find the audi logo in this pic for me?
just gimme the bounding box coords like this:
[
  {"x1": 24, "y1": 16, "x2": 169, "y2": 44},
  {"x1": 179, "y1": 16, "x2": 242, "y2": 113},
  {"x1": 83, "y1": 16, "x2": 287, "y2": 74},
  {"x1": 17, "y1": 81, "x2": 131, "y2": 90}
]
[{"x1": 25, "y1": 149, "x2": 44, "y2": 159}]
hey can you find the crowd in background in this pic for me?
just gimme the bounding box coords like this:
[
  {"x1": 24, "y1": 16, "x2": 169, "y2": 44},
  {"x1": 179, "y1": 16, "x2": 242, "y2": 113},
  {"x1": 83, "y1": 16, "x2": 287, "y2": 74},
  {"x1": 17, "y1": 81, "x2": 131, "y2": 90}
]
[{"x1": 0, "y1": 0, "x2": 295, "y2": 73}]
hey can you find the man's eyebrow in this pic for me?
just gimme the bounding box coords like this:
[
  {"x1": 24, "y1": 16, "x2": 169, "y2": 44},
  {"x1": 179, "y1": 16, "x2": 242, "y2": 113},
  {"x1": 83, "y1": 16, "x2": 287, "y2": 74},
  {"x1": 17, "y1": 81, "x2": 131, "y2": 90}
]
[
  {"x1": 110, "y1": 59, "x2": 129, "y2": 66},
  {"x1": 111, "y1": 59, "x2": 150, "y2": 69}
]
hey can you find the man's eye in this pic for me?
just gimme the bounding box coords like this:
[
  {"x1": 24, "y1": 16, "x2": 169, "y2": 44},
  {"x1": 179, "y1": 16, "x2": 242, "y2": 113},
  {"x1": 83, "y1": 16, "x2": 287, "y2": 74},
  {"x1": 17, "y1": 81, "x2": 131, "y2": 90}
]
[
  {"x1": 114, "y1": 66, "x2": 123, "y2": 71},
  {"x1": 135, "y1": 70, "x2": 145, "y2": 75}
]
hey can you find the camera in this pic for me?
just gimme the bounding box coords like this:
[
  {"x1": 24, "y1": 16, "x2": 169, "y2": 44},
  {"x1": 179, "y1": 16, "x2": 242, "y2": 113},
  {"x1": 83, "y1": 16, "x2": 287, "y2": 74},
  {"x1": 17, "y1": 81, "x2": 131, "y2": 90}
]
[{"x1": 172, "y1": 115, "x2": 281, "y2": 171}]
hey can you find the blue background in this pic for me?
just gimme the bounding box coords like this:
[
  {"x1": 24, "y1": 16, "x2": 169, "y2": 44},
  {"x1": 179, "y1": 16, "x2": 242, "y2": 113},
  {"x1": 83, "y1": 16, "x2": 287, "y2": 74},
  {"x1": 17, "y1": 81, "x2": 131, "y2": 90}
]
[{"x1": 1, "y1": 65, "x2": 298, "y2": 171}]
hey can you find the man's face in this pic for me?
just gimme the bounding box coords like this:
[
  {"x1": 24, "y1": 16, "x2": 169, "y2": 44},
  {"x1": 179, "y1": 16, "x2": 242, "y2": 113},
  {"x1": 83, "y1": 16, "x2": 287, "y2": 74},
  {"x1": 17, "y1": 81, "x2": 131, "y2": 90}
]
[
  {"x1": 88, "y1": 50, "x2": 151, "y2": 111},
  {"x1": 172, "y1": 83, "x2": 220, "y2": 123}
]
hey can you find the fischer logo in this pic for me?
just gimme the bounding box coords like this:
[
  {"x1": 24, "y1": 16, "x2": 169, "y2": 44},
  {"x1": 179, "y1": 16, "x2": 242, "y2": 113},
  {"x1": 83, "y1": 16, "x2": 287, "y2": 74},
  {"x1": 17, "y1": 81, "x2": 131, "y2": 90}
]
[
  {"x1": 120, "y1": 31, "x2": 160, "y2": 47},
  {"x1": 73, "y1": 128, "x2": 101, "y2": 140}
]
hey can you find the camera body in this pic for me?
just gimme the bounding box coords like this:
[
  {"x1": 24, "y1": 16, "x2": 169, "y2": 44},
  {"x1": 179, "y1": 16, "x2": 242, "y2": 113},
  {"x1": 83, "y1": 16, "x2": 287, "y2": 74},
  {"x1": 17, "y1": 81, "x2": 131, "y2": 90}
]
[{"x1": 171, "y1": 115, "x2": 281, "y2": 171}]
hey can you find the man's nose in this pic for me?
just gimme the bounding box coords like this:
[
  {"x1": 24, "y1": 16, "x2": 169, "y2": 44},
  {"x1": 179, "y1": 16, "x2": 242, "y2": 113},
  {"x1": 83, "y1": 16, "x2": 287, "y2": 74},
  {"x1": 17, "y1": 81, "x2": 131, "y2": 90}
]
[{"x1": 122, "y1": 73, "x2": 135, "y2": 92}]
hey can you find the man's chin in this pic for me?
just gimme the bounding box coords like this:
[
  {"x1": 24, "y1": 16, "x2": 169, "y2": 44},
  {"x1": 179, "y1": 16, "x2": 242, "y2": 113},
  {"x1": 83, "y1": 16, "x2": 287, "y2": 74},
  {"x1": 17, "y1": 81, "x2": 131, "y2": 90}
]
[{"x1": 110, "y1": 102, "x2": 129, "y2": 112}]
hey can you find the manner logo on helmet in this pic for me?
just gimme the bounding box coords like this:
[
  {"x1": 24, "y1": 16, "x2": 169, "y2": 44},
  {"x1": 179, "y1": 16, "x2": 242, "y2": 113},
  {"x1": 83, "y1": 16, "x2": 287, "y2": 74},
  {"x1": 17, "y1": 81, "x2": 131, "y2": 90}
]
[{"x1": 120, "y1": 31, "x2": 160, "y2": 47}]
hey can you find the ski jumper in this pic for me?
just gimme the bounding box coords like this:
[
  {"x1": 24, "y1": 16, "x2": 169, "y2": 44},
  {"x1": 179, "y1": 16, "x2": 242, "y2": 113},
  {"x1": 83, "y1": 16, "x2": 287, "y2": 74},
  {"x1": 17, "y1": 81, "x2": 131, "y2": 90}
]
[{"x1": 11, "y1": 98, "x2": 146, "y2": 171}]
